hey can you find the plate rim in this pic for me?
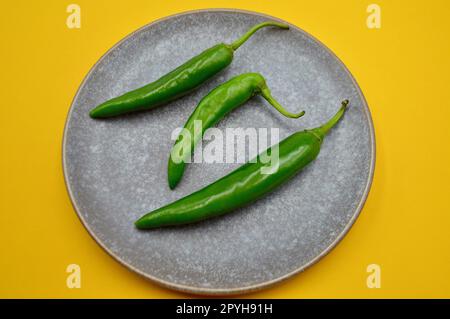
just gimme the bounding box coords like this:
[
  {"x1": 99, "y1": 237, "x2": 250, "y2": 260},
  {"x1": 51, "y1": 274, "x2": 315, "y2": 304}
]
[{"x1": 62, "y1": 8, "x2": 376, "y2": 295}]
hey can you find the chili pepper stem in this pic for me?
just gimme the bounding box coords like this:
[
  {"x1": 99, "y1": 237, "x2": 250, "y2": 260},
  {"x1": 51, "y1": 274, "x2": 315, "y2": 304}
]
[
  {"x1": 261, "y1": 87, "x2": 305, "y2": 118},
  {"x1": 230, "y1": 21, "x2": 289, "y2": 51},
  {"x1": 314, "y1": 100, "x2": 349, "y2": 137}
]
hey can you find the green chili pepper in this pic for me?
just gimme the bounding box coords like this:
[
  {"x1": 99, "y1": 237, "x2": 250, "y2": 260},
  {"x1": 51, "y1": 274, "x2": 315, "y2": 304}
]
[
  {"x1": 168, "y1": 72, "x2": 305, "y2": 189},
  {"x1": 135, "y1": 100, "x2": 348, "y2": 229},
  {"x1": 89, "y1": 21, "x2": 289, "y2": 118}
]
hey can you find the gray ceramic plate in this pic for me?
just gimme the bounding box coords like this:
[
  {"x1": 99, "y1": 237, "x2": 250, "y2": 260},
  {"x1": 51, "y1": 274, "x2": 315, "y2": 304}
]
[{"x1": 63, "y1": 9, "x2": 375, "y2": 295}]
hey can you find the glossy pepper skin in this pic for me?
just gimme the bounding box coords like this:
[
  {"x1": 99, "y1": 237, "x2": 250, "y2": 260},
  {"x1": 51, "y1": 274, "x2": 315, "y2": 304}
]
[
  {"x1": 89, "y1": 21, "x2": 289, "y2": 118},
  {"x1": 168, "y1": 72, "x2": 305, "y2": 189},
  {"x1": 135, "y1": 100, "x2": 348, "y2": 229}
]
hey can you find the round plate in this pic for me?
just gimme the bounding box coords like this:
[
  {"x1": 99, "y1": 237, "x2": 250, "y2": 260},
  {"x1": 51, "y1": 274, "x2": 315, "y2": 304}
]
[{"x1": 63, "y1": 9, "x2": 375, "y2": 295}]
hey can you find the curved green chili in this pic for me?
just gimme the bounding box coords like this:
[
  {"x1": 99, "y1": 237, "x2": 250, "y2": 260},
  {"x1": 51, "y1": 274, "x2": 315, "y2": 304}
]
[
  {"x1": 89, "y1": 21, "x2": 289, "y2": 118},
  {"x1": 135, "y1": 100, "x2": 348, "y2": 229},
  {"x1": 167, "y1": 73, "x2": 305, "y2": 189}
]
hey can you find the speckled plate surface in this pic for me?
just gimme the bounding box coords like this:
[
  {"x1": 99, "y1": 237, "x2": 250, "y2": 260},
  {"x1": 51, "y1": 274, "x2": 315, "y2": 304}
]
[{"x1": 63, "y1": 9, "x2": 375, "y2": 295}]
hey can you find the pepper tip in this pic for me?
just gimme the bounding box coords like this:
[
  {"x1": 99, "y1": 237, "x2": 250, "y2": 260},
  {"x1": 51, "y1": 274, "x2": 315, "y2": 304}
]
[
  {"x1": 168, "y1": 178, "x2": 178, "y2": 190},
  {"x1": 134, "y1": 218, "x2": 145, "y2": 229},
  {"x1": 296, "y1": 110, "x2": 306, "y2": 118},
  {"x1": 89, "y1": 109, "x2": 97, "y2": 118}
]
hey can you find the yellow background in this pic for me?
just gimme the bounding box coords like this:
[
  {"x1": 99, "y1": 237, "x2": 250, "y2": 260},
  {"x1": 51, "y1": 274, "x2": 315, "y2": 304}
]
[{"x1": 1, "y1": 0, "x2": 449, "y2": 298}]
